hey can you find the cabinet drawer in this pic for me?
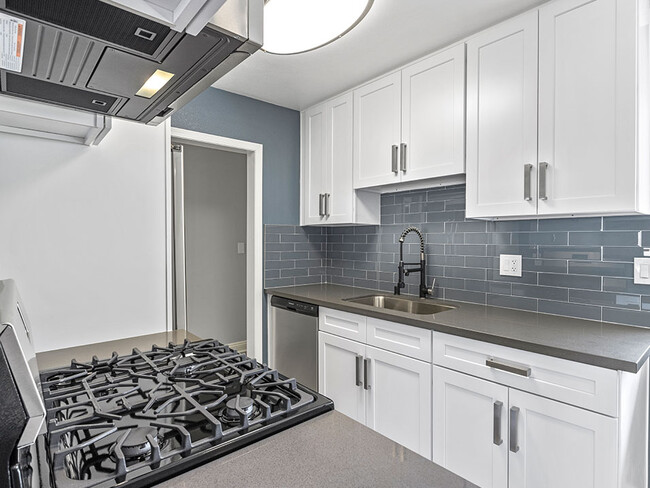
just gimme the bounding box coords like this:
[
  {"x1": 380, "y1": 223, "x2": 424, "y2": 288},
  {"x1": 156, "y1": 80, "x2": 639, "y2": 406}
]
[
  {"x1": 319, "y1": 307, "x2": 366, "y2": 342},
  {"x1": 366, "y1": 317, "x2": 432, "y2": 362},
  {"x1": 433, "y1": 332, "x2": 619, "y2": 416}
]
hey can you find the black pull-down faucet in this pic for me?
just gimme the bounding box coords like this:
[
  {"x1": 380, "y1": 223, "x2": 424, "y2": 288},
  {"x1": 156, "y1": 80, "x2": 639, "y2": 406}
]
[{"x1": 394, "y1": 227, "x2": 432, "y2": 298}]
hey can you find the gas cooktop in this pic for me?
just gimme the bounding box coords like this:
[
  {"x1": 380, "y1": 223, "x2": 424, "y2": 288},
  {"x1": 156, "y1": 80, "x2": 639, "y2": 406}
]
[{"x1": 37, "y1": 338, "x2": 333, "y2": 487}]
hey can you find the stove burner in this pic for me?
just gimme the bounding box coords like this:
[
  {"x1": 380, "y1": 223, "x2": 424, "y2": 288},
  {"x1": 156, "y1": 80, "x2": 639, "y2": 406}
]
[
  {"x1": 225, "y1": 397, "x2": 254, "y2": 418},
  {"x1": 119, "y1": 427, "x2": 158, "y2": 459}
]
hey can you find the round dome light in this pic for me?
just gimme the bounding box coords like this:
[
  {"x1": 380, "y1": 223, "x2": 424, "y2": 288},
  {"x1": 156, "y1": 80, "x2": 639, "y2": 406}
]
[{"x1": 262, "y1": 0, "x2": 374, "y2": 55}]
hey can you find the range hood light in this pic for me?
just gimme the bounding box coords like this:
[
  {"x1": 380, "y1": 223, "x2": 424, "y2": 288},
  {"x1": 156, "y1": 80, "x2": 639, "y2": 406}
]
[
  {"x1": 136, "y1": 69, "x2": 175, "y2": 98},
  {"x1": 263, "y1": 0, "x2": 373, "y2": 55}
]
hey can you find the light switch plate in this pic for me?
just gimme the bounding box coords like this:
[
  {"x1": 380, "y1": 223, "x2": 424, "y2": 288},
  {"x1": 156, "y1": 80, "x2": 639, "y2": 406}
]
[
  {"x1": 500, "y1": 254, "x2": 522, "y2": 277},
  {"x1": 237, "y1": 242, "x2": 245, "y2": 254},
  {"x1": 634, "y1": 257, "x2": 650, "y2": 285}
]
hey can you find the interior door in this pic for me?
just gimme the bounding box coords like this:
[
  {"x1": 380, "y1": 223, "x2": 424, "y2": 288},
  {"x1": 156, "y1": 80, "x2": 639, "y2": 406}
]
[
  {"x1": 465, "y1": 11, "x2": 539, "y2": 218},
  {"x1": 325, "y1": 92, "x2": 354, "y2": 223},
  {"x1": 318, "y1": 331, "x2": 366, "y2": 424},
  {"x1": 353, "y1": 72, "x2": 401, "y2": 189},
  {"x1": 508, "y1": 388, "x2": 617, "y2": 488},
  {"x1": 365, "y1": 344, "x2": 432, "y2": 459},
  {"x1": 401, "y1": 44, "x2": 466, "y2": 182},
  {"x1": 302, "y1": 103, "x2": 326, "y2": 224},
  {"x1": 537, "y1": 0, "x2": 637, "y2": 215},
  {"x1": 433, "y1": 366, "x2": 508, "y2": 488}
]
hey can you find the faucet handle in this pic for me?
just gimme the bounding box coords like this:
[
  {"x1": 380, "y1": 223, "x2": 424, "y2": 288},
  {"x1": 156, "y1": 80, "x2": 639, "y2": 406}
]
[{"x1": 426, "y1": 278, "x2": 436, "y2": 297}]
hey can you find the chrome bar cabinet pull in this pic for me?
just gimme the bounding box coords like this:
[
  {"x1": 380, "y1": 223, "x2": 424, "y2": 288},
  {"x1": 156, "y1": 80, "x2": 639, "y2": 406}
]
[
  {"x1": 400, "y1": 142, "x2": 407, "y2": 173},
  {"x1": 355, "y1": 355, "x2": 363, "y2": 387},
  {"x1": 538, "y1": 162, "x2": 549, "y2": 200},
  {"x1": 363, "y1": 358, "x2": 371, "y2": 390},
  {"x1": 486, "y1": 357, "x2": 531, "y2": 377},
  {"x1": 510, "y1": 406, "x2": 520, "y2": 453},
  {"x1": 391, "y1": 145, "x2": 399, "y2": 174},
  {"x1": 493, "y1": 400, "x2": 504, "y2": 446},
  {"x1": 523, "y1": 164, "x2": 533, "y2": 201},
  {"x1": 325, "y1": 193, "x2": 331, "y2": 217},
  {"x1": 318, "y1": 193, "x2": 325, "y2": 217}
]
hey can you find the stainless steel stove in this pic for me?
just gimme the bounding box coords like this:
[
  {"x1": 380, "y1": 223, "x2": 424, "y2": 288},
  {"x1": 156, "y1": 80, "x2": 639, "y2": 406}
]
[{"x1": 0, "y1": 279, "x2": 333, "y2": 487}]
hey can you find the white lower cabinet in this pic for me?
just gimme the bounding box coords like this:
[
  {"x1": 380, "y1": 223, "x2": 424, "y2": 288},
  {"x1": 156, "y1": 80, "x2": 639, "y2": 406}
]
[
  {"x1": 318, "y1": 310, "x2": 432, "y2": 459},
  {"x1": 319, "y1": 331, "x2": 366, "y2": 424},
  {"x1": 508, "y1": 389, "x2": 617, "y2": 488},
  {"x1": 433, "y1": 366, "x2": 508, "y2": 488},
  {"x1": 365, "y1": 344, "x2": 431, "y2": 458},
  {"x1": 433, "y1": 332, "x2": 647, "y2": 488}
]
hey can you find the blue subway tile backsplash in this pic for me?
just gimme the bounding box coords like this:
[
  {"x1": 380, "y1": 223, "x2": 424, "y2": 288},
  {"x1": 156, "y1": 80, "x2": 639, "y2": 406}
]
[{"x1": 264, "y1": 184, "x2": 650, "y2": 329}]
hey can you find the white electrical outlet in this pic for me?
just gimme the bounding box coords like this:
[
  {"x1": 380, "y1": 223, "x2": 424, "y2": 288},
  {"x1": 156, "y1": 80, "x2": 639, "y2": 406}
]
[
  {"x1": 500, "y1": 254, "x2": 522, "y2": 277},
  {"x1": 634, "y1": 257, "x2": 650, "y2": 285}
]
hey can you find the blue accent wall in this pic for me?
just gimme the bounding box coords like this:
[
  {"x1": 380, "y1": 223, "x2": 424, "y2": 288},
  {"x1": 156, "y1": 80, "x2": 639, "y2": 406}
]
[
  {"x1": 172, "y1": 88, "x2": 301, "y2": 362},
  {"x1": 172, "y1": 88, "x2": 301, "y2": 225}
]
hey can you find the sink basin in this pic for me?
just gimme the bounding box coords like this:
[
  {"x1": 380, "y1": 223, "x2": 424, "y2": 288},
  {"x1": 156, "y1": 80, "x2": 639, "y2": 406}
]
[{"x1": 343, "y1": 295, "x2": 457, "y2": 315}]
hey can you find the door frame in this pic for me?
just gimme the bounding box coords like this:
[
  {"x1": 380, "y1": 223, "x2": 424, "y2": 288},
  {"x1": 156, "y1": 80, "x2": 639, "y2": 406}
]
[{"x1": 164, "y1": 122, "x2": 264, "y2": 360}]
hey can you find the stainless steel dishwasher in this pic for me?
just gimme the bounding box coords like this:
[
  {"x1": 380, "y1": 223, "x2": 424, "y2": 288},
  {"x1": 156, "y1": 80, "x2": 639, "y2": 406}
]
[{"x1": 269, "y1": 295, "x2": 319, "y2": 391}]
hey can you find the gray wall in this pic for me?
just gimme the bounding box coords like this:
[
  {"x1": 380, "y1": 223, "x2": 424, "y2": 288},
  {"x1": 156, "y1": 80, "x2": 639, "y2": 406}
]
[
  {"x1": 183, "y1": 145, "x2": 247, "y2": 344},
  {"x1": 172, "y1": 88, "x2": 301, "y2": 361},
  {"x1": 172, "y1": 88, "x2": 301, "y2": 225},
  {"x1": 265, "y1": 185, "x2": 650, "y2": 329}
]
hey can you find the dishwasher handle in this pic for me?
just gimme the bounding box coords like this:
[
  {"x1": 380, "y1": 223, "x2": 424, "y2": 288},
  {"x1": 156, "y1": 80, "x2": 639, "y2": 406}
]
[{"x1": 270, "y1": 295, "x2": 319, "y2": 317}]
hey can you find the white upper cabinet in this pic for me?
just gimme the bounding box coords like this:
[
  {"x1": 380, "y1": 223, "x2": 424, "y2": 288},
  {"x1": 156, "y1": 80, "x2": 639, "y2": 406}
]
[
  {"x1": 537, "y1": 0, "x2": 641, "y2": 215},
  {"x1": 401, "y1": 43, "x2": 466, "y2": 183},
  {"x1": 353, "y1": 45, "x2": 466, "y2": 190},
  {"x1": 353, "y1": 72, "x2": 402, "y2": 189},
  {"x1": 302, "y1": 103, "x2": 327, "y2": 225},
  {"x1": 301, "y1": 93, "x2": 380, "y2": 226},
  {"x1": 467, "y1": 0, "x2": 650, "y2": 219},
  {"x1": 465, "y1": 12, "x2": 539, "y2": 219},
  {"x1": 325, "y1": 94, "x2": 355, "y2": 224}
]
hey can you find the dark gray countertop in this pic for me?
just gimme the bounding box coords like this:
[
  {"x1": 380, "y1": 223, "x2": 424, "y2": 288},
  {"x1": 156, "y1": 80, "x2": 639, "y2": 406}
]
[
  {"x1": 156, "y1": 410, "x2": 476, "y2": 488},
  {"x1": 36, "y1": 330, "x2": 202, "y2": 370},
  {"x1": 266, "y1": 283, "x2": 650, "y2": 373}
]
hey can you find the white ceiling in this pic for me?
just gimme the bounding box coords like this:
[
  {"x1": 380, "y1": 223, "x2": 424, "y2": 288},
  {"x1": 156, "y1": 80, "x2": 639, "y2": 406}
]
[{"x1": 213, "y1": 0, "x2": 549, "y2": 110}]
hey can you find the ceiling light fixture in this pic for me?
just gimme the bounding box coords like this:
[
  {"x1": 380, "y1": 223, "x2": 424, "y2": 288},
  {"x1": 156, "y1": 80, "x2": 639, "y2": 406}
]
[{"x1": 262, "y1": 0, "x2": 374, "y2": 55}]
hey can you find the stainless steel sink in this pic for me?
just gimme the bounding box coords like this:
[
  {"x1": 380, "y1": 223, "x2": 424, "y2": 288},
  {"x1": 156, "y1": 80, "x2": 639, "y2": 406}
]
[{"x1": 343, "y1": 295, "x2": 457, "y2": 315}]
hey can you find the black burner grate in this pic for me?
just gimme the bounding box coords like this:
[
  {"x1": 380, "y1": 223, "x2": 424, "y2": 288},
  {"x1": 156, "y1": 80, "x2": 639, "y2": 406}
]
[{"x1": 39, "y1": 339, "x2": 329, "y2": 488}]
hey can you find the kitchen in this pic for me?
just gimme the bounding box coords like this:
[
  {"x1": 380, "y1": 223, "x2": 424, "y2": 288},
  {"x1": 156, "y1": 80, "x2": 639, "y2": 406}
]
[{"x1": 1, "y1": 0, "x2": 649, "y2": 486}]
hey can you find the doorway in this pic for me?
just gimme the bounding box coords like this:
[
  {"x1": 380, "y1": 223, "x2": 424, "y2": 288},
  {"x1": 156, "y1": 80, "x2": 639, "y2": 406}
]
[
  {"x1": 165, "y1": 125, "x2": 263, "y2": 360},
  {"x1": 183, "y1": 144, "x2": 247, "y2": 348}
]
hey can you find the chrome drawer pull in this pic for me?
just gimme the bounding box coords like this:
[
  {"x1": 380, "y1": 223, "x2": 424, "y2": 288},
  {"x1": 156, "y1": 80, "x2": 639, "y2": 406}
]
[
  {"x1": 355, "y1": 355, "x2": 363, "y2": 387},
  {"x1": 493, "y1": 400, "x2": 503, "y2": 446},
  {"x1": 510, "y1": 406, "x2": 520, "y2": 453},
  {"x1": 391, "y1": 145, "x2": 399, "y2": 174},
  {"x1": 486, "y1": 357, "x2": 531, "y2": 377},
  {"x1": 523, "y1": 164, "x2": 533, "y2": 201},
  {"x1": 363, "y1": 358, "x2": 371, "y2": 390},
  {"x1": 539, "y1": 162, "x2": 549, "y2": 200}
]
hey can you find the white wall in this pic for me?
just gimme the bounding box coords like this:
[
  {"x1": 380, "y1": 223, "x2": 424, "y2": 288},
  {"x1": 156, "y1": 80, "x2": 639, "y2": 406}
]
[
  {"x1": 183, "y1": 144, "x2": 247, "y2": 344},
  {"x1": 0, "y1": 118, "x2": 168, "y2": 352}
]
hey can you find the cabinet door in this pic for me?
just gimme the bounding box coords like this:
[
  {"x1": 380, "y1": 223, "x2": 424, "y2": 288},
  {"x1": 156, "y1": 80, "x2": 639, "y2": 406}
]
[
  {"x1": 466, "y1": 11, "x2": 539, "y2": 218},
  {"x1": 433, "y1": 366, "x2": 508, "y2": 488},
  {"x1": 301, "y1": 103, "x2": 326, "y2": 224},
  {"x1": 325, "y1": 93, "x2": 354, "y2": 223},
  {"x1": 401, "y1": 44, "x2": 466, "y2": 182},
  {"x1": 537, "y1": 0, "x2": 637, "y2": 215},
  {"x1": 508, "y1": 389, "x2": 617, "y2": 488},
  {"x1": 365, "y1": 345, "x2": 431, "y2": 459},
  {"x1": 353, "y1": 72, "x2": 401, "y2": 189},
  {"x1": 318, "y1": 332, "x2": 366, "y2": 424}
]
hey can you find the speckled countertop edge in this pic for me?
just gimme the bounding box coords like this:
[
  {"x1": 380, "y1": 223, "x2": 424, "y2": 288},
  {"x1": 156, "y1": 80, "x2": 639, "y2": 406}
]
[{"x1": 266, "y1": 283, "x2": 650, "y2": 373}]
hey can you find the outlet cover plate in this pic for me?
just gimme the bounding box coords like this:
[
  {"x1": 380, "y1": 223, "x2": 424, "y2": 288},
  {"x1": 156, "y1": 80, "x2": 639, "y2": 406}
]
[
  {"x1": 500, "y1": 254, "x2": 522, "y2": 277},
  {"x1": 634, "y1": 257, "x2": 650, "y2": 285}
]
